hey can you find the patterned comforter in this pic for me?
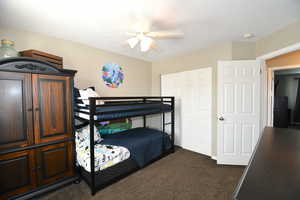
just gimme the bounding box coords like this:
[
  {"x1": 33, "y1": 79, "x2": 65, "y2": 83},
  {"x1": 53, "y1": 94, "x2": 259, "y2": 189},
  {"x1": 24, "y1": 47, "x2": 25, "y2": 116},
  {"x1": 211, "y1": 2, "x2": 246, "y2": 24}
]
[{"x1": 76, "y1": 130, "x2": 130, "y2": 172}]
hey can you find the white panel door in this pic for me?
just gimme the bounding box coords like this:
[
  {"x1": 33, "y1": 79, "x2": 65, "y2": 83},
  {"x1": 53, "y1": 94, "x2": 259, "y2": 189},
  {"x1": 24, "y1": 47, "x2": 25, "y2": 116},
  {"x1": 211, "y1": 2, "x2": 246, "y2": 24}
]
[
  {"x1": 161, "y1": 68, "x2": 212, "y2": 156},
  {"x1": 181, "y1": 68, "x2": 212, "y2": 156},
  {"x1": 217, "y1": 61, "x2": 261, "y2": 165},
  {"x1": 161, "y1": 72, "x2": 183, "y2": 146}
]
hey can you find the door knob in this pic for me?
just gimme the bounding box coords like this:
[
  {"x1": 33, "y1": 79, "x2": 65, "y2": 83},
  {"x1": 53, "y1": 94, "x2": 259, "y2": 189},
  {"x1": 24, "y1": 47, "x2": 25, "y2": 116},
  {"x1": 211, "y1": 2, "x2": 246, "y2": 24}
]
[{"x1": 219, "y1": 117, "x2": 224, "y2": 121}]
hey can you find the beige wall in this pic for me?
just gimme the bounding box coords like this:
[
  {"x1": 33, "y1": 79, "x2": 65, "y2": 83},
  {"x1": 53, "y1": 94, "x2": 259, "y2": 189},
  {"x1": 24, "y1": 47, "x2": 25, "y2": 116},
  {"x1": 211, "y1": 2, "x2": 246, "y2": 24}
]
[
  {"x1": 232, "y1": 41, "x2": 256, "y2": 60},
  {"x1": 151, "y1": 42, "x2": 233, "y2": 95},
  {"x1": 256, "y1": 20, "x2": 300, "y2": 57},
  {"x1": 0, "y1": 27, "x2": 152, "y2": 96}
]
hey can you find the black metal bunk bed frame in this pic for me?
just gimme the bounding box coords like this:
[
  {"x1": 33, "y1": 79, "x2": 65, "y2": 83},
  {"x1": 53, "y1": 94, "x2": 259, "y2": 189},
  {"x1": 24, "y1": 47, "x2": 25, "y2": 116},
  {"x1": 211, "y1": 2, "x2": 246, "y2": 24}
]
[{"x1": 75, "y1": 96, "x2": 175, "y2": 195}]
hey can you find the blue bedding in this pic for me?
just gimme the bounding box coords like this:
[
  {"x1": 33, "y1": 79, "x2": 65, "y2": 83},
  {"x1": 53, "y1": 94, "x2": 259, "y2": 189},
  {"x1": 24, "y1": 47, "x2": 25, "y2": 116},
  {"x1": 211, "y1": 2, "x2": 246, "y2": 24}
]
[
  {"x1": 100, "y1": 128, "x2": 171, "y2": 167},
  {"x1": 78, "y1": 103, "x2": 172, "y2": 121}
]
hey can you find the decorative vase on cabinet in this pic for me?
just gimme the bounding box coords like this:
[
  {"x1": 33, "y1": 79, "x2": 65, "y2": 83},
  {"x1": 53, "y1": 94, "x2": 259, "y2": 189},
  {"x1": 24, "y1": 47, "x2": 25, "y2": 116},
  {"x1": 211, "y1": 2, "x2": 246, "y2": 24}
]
[{"x1": 0, "y1": 39, "x2": 20, "y2": 59}]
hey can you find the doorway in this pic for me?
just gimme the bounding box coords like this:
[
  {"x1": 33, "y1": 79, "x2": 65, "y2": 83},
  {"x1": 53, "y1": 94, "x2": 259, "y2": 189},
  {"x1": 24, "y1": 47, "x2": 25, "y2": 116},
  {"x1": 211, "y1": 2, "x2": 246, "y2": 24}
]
[
  {"x1": 274, "y1": 69, "x2": 300, "y2": 129},
  {"x1": 268, "y1": 66, "x2": 300, "y2": 128}
]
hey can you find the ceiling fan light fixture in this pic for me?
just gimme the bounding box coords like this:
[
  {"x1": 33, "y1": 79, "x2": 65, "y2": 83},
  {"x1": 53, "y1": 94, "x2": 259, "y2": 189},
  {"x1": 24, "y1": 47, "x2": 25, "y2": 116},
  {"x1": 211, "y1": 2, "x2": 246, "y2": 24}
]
[
  {"x1": 140, "y1": 36, "x2": 153, "y2": 52},
  {"x1": 243, "y1": 33, "x2": 255, "y2": 39},
  {"x1": 127, "y1": 37, "x2": 139, "y2": 48}
]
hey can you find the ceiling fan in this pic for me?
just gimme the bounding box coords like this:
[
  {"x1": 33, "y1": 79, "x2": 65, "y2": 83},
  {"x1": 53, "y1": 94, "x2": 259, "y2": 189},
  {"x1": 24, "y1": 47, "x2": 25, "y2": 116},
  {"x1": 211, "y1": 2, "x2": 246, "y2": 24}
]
[{"x1": 125, "y1": 18, "x2": 184, "y2": 52}]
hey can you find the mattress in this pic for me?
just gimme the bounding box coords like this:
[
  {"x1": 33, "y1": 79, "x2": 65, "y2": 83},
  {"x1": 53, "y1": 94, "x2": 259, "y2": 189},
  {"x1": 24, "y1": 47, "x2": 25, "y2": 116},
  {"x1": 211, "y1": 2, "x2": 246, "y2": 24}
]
[
  {"x1": 101, "y1": 128, "x2": 172, "y2": 167},
  {"x1": 76, "y1": 132, "x2": 130, "y2": 172},
  {"x1": 75, "y1": 102, "x2": 172, "y2": 121}
]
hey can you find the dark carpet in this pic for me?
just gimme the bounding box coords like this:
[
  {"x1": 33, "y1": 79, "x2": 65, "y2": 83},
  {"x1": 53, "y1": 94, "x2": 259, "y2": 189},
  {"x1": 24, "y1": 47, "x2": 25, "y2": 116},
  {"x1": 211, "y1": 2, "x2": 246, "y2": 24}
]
[{"x1": 41, "y1": 148, "x2": 244, "y2": 200}]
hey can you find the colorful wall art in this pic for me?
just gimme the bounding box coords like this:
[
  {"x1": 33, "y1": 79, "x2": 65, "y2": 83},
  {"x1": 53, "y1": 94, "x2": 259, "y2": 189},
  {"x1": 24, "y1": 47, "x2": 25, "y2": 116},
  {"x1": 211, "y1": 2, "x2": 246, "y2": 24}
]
[{"x1": 102, "y1": 63, "x2": 124, "y2": 88}]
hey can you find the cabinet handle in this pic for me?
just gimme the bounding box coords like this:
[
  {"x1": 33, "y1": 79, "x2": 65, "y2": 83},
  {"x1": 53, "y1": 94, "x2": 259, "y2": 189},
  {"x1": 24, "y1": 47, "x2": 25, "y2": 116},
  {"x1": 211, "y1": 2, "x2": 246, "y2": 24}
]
[{"x1": 31, "y1": 166, "x2": 41, "y2": 172}]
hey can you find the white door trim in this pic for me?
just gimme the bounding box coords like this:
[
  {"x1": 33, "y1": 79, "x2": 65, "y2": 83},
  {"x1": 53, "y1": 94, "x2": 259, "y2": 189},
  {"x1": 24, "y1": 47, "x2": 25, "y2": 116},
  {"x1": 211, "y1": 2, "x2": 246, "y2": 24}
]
[
  {"x1": 267, "y1": 65, "x2": 300, "y2": 127},
  {"x1": 257, "y1": 42, "x2": 300, "y2": 60},
  {"x1": 260, "y1": 60, "x2": 268, "y2": 132}
]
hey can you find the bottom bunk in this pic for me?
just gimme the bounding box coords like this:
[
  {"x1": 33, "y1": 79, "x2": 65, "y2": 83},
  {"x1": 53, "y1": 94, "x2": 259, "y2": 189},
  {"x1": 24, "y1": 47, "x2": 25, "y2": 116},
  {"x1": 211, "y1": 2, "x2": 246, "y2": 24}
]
[{"x1": 75, "y1": 127, "x2": 174, "y2": 193}]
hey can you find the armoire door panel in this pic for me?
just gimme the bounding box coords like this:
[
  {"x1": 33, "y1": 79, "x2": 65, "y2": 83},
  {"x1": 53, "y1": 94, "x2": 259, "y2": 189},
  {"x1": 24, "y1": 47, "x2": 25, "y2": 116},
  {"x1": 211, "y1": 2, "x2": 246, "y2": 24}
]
[
  {"x1": 36, "y1": 142, "x2": 74, "y2": 186},
  {"x1": 39, "y1": 78, "x2": 67, "y2": 136},
  {"x1": 32, "y1": 74, "x2": 72, "y2": 144},
  {"x1": 0, "y1": 72, "x2": 33, "y2": 150},
  {"x1": 0, "y1": 150, "x2": 36, "y2": 200}
]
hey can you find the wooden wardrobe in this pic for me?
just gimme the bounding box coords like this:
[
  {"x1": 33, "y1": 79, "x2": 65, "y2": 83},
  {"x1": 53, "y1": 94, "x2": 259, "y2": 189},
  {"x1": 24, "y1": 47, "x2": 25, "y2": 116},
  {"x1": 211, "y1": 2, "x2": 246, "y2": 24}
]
[{"x1": 0, "y1": 57, "x2": 77, "y2": 200}]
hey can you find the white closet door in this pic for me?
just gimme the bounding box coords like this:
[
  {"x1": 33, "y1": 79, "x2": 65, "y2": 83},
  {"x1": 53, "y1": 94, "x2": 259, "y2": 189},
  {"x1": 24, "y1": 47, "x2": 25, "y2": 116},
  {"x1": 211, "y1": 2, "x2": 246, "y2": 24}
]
[
  {"x1": 181, "y1": 68, "x2": 212, "y2": 156},
  {"x1": 161, "y1": 72, "x2": 183, "y2": 146},
  {"x1": 161, "y1": 68, "x2": 212, "y2": 156}
]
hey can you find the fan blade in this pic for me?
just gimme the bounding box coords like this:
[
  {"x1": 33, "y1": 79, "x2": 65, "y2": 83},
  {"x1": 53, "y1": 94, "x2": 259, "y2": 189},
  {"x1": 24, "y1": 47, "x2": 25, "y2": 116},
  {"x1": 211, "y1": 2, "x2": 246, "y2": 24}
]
[
  {"x1": 140, "y1": 36, "x2": 154, "y2": 52},
  {"x1": 146, "y1": 31, "x2": 184, "y2": 39},
  {"x1": 127, "y1": 37, "x2": 139, "y2": 48},
  {"x1": 125, "y1": 32, "x2": 137, "y2": 37}
]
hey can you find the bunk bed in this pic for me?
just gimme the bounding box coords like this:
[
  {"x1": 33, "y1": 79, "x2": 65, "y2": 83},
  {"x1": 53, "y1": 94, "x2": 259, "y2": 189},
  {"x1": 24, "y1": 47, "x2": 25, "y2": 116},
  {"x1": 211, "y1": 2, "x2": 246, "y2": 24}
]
[{"x1": 74, "y1": 88, "x2": 175, "y2": 195}]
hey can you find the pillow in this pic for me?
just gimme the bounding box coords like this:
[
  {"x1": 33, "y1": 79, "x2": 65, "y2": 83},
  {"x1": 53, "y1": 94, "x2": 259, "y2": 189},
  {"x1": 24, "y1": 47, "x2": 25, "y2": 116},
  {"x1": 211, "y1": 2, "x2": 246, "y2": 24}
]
[
  {"x1": 95, "y1": 119, "x2": 132, "y2": 136},
  {"x1": 79, "y1": 88, "x2": 104, "y2": 105},
  {"x1": 74, "y1": 87, "x2": 94, "y2": 104},
  {"x1": 75, "y1": 124, "x2": 103, "y2": 145}
]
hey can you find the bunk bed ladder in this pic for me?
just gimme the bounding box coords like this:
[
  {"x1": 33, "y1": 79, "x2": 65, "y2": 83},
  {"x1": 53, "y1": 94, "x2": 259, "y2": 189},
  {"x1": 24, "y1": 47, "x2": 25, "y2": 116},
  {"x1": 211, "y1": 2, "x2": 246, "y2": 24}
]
[
  {"x1": 161, "y1": 97, "x2": 175, "y2": 153},
  {"x1": 171, "y1": 97, "x2": 175, "y2": 152},
  {"x1": 143, "y1": 97, "x2": 146, "y2": 128},
  {"x1": 162, "y1": 112, "x2": 165, "y2": 133},
  {"x1": 162, "y1": 117, "x2": 174, "y2": 130},
  {"x1": 89, "y1": 97, "x2": 96, "y2": 195}
]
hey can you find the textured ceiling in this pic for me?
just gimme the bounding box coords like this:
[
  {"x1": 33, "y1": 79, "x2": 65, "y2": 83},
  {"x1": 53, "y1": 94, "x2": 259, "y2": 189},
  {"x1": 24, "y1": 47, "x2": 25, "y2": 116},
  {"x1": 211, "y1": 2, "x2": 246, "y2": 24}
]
[{"x1": 0, "y1": 0, "x2": 300, "y2": 61}]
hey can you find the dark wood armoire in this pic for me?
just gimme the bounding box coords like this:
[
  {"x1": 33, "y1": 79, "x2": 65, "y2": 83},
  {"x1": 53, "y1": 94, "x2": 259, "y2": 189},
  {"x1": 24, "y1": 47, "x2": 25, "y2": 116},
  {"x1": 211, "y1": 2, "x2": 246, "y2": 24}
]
[{"x1": 0, "y1": 57, "x2": 77, "y2": 200}]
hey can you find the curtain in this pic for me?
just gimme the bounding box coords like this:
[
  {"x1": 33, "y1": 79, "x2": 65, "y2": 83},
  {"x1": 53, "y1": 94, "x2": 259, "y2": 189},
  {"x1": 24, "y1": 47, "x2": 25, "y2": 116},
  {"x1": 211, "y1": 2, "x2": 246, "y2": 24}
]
[{"x1": 293, "y1": 79, "x2": 300, "y2": 122}]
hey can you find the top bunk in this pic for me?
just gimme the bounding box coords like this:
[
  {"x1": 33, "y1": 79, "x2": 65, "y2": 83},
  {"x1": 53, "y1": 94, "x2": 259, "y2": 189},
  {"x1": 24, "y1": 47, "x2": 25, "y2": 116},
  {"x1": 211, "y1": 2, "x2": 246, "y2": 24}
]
[{"x1": 74, "y1": 88, "x2": 174, "y2": 122}]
